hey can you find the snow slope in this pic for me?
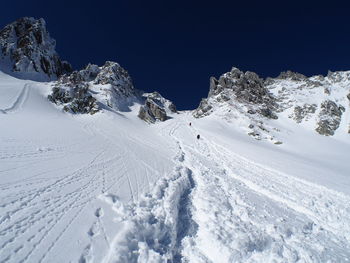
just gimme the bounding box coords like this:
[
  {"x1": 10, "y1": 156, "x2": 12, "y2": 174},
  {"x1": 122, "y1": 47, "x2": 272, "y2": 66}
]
[
  {"x1": 1, "y1": 71, "x2": 350, "y2": 262},
  {"x1": 0, "y1": 72, "x2": 176, "y2": 262}
]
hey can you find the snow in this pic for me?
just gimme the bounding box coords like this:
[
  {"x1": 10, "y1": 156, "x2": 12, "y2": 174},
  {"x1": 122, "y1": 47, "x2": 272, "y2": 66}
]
[{"x1": 1, "y1": 71, "x2": 350, "y2": 262}]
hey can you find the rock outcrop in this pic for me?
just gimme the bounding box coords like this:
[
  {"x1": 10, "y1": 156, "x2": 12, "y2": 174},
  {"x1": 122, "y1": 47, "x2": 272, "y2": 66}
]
[
  {"x1": 48, "y1": 84, "x2": 98, "y2": 114},
  {"x1": 193, "y1": 98, "x2": 212, "y2": 118},
  {"x1": 270, "y1": 70, "x2": 349, "y2": 137},
  {"x1": 49, "y1": 61, "x2": 137, "y2": 114},
  {"x1": 138, "y1": 92, "x2": 177, "y2": 123},
  {"x1": 194, "y1": 67, "x2": 277, "y2": 120},
  {"x1": 0, "y1": 17, "x2": 72, "y2": 80},
  {"x1": 277, "y1": 71, "x2": 307, "y2": 81},
  {"x1": 194, "y1": 66, "x2": 350, "y2": 141},
  {"x1": 49, "y1": 61, "x2": 176, "y2": 120},
  {"x1": 291, "y1": 104, "x2": 317, "y2": 123},
  {"x1": 315, "y1": 100, "x2": 345, "y2": 136}
]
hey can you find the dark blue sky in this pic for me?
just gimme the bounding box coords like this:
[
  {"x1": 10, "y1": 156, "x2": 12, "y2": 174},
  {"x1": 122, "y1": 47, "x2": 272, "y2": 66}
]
[{"x1": 2, "y1": 1, "x2": 349, "y2": 109}]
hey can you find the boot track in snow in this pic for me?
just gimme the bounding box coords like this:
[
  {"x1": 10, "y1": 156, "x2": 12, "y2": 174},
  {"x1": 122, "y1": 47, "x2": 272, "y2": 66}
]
[{"x1": 101, "y1": 124, "x2": 198, "y2": 263}]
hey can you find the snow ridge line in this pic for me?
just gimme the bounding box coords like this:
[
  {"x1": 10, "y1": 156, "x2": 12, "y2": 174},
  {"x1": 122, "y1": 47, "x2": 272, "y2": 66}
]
[
  {"x1": 0, "y1": 84, "x2": 30, "y2": 114},
  {"x1": 102, "y1": 137, "x2": 197, "y2": 262}
]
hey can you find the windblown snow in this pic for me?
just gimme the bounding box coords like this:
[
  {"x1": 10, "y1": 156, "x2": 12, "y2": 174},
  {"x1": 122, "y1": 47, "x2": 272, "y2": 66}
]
[{"x1": 1, "y1": 71, "x2": 350, "y2": 263}]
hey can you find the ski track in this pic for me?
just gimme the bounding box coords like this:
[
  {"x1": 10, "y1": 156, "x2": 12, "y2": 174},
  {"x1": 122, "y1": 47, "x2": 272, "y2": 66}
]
[
  {"x1": 2, "y1": 105, "x2": 350, "y2": 262},
  {"x1": 0, "y1": 145, "x2": 127, "y2": 263},
  {"x1": 0, "y1": 84, "x2": 29, "y2": 114},
  {"x1": 100, "y1": 118, "x2": 350, "y2": 263},
  {"x1": 206, "y1": 140, "x2": 350, "y2": 242}
]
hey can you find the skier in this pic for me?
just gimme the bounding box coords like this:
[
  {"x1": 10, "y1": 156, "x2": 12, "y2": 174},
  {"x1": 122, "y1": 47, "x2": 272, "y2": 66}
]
[
  {"x1": 197, "y1": 134, "x2": 200, "y2": 139},
  {"x1": 189, "y1": 122, "x2": 192, "y2": 126}
]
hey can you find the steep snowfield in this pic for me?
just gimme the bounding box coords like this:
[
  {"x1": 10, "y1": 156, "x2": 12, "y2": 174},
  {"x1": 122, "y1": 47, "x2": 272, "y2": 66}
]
[
  {"x1": 1, "y1": 71, "x2": 350, "y2": 262},
  {"x1": 0, "y1": 72, "x2": 176, "y2": 262}
]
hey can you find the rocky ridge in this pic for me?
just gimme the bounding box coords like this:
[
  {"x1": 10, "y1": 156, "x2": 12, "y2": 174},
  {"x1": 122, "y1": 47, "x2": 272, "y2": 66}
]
[
  {"x1": 49, "y1": 61, "x2": 140, "y2": 114},
  {"x1": 49, "y1": 62, "x2": 177, "y2": 120},
  {"x1": 1, "y1": 17, "x2": 349, "y2": 131},
  {"x1": 138, "y1": 92, "x2": 177, "y2": 123},
  {"x1": 0, "y1": 17, "x2": 72, "y2": 80},
  {"x1": 0, "y1": 18, "x2": 176, "y2": 120},
  {"x1": 194, "y1": 68, "x2": 350, "y2": 141},
  {"x1": 269, "y1": 70, "x2": 350, "y2": 136}
]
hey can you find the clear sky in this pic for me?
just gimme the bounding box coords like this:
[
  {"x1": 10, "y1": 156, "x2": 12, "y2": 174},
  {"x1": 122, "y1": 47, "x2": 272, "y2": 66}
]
[{"x1": 1, "y1": 0, "x2": 349, "y2": 110}]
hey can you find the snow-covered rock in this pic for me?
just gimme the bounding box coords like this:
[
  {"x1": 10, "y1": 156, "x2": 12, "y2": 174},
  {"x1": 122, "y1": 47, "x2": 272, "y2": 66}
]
[
  {"x1": 48, "y1": 84, "x2": 99, "y2": 114},
  {"x1": 0, "y1": 17, "x2": 72, "y2": 81},
  {"x1": 315, "y1": 100, "x2": 345, "y2": 136},
  {"x1": 193, "y1": 67, "x2": 278, "y2": 120},
  {"x1": 49, "y1": 61, "x2": 138, "y2": 114},
  {"x1": 195, "y1": 67, "x2": 350, "y2": 141},
  {"x1": 138, "y1": 92, "x2": 177, "y2": 123},
  {"x1": 50, "y1": 61, "x2": 176, "y2": 119},
  {"x1": 1, "y1": 66, "x2": 350, "y2": 263},
  {"x1": 269, "y1": 70, "x2": 350, "y2": 137},
  {"x1": 193, "y1": 67, "x2": 279, "y2": 142}
]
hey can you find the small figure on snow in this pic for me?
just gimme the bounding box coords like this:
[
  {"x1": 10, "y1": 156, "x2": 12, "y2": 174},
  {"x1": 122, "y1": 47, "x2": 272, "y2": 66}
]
[
  {"x1": 189, "y1": 122, "x2": 192, "y2": 126},
  {"x1": 197, "y1": 134, "x2": 200, "y2": 139}
]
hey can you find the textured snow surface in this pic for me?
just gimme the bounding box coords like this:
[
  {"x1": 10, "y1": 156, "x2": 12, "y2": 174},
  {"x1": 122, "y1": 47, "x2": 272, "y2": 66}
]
[{"x1": 1, "y1": 71, "x2": 350, "y2": 263}]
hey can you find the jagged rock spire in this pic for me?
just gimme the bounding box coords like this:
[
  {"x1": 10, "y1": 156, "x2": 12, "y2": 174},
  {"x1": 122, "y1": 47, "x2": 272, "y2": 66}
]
[{"x1": 0, "y1": 17, "x2": 72, "y2": 80}]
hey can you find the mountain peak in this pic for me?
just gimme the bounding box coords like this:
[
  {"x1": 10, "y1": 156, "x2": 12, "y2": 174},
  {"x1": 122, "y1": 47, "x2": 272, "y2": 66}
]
[
  {"x1": 0, "y1": 17, "x2": 72, "y2": 81},
  {"x1": 194, "y1": 66, "x2": 350, "y2": 142}
]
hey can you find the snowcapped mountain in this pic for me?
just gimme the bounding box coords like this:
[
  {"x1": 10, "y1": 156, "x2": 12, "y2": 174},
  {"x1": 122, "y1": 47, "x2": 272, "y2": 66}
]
[
  {"x1": 194, "y1": 67, "x2": 350, "y2": 143},
  {"x1": 0, "y1": 17, "x2": 72, "y2": 81},
  {"x1": 49, "y1": 61, "x2": 139, "y2": 114},
  {"x1": 0, "y1": 17, "x2": 177, "y2": 121},
  {"x1": 49, "y1": 61, "x2": 177, "y2": 121},
  {"x1": 1, "y1": 17, "x2": 350, "y2": 263},
  {"x1": 268, "y1": 70, "x2": 350, "y2": 136}
]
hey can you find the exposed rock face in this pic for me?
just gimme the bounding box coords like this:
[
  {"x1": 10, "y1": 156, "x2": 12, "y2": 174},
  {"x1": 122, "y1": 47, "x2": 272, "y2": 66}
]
[
  {"x1": 95, "y1": 61, "x2": 139, "y2": 111},
  {"x1": 138, "y1": 99, "x2": 167, "y2": 123},
  {"x1": 271, "y1": 71, "x2": 349, "y2": 136},
  {"x1": 59, "y1": 63, "x2": 100, "y2": 84},
  {"x1": 194, "y1": 67, "x2": 277, "y2": 119},
  {"x1": 0, "y1": 17, "x2": 72, "y2": 80},
  {"x1": 49, "y1": 61, "x2": 175, "y2": 119},
  {"x1": 327, "y1": 70, "x2": 350, "y2": 83},
  {"x1": 143, "y1": 92, "x2": 177, "y2": 113},
  {"x1": 291, "y1": 104, "x2": 317, "y2": 123},
  {"x1": 316, "y1": 100, "x2": 345, "y2": 136},
  {"x1": 210, "y1": 68, "x2": 273, "y2": 105},
  {"x1": 48, "y1": 84, "x2": 98, "y2": 114},
  {"x1": 193, "y1": 67, "x2": 280, "y2": 143},
  {"x1": 277, "y1": 71, "x2": 307, "y2": 81},
  {"x1": 49, "y1": 61, "x2": 137, "y2": 114},
  {"x1": 138, "y1": 92, "x2": 177, "y2": 123},
  {"x1": 193, "y1": 98, "x2": 212, "y2": 118},
  {"x1": 195, "y1": 66, "x2": 350, "y2": 141}
]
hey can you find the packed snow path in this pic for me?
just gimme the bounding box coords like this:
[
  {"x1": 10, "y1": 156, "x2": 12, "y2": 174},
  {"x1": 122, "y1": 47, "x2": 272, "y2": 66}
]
[
  {"x1": 102, "y1": 118, "x2": 350, "y2": 263},
  {"x1": 1, "y1": 77, "x2": 350, "y2": 262}
]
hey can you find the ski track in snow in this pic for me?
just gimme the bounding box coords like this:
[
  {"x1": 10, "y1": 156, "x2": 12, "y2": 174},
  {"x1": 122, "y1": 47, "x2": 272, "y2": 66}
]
[
  {"x1": 0, "y1": 148, "x2": 110, "y2": 262},
  {"x1": 1, "y1": 81, "x2": 350, "y2": 262},
  {"x1": 100, "y1": 118, "x2": 350, "y2": 263},
  {"x1": 0, "y1": 84, "x2": 29, "y2": 114},
  {"x1": 0, "y1": 106, "x2": 154, "y2": 263}
]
